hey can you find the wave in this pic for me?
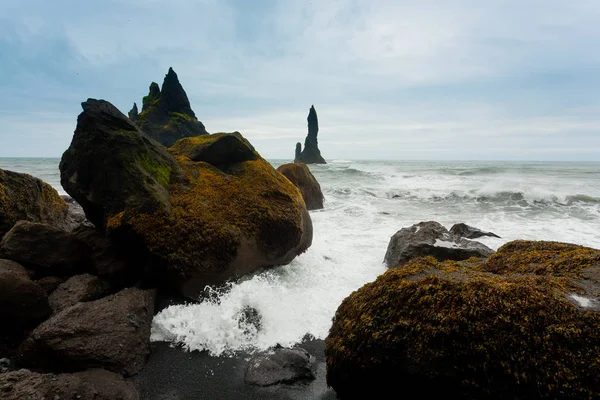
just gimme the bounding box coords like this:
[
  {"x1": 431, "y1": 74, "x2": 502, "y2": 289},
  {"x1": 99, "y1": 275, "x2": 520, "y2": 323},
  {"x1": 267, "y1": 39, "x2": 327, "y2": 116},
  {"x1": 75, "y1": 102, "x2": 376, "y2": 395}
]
[{"x1": 457, "y1": 167, "x2": 505, "y2": 176}]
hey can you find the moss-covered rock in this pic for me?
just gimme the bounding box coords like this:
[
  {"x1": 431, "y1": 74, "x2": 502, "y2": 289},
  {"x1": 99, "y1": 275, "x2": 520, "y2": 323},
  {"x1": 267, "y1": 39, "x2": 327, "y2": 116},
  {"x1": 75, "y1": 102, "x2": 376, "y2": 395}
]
[
  {"x1": 276, "y1": 163, "x2": 324, "y2": 210},
  {"x1": 0, "y1": 168, "x2": 68, "y2": 237},
  {"x1": 60, "y1": 101, "x2": 312, "y2": 298},
  {"x1": 325, "y1": 240, "x2": 600, "y2": 399},
  {"x1": 135, "y1": 68, "x2": 208, "y2": 147}
]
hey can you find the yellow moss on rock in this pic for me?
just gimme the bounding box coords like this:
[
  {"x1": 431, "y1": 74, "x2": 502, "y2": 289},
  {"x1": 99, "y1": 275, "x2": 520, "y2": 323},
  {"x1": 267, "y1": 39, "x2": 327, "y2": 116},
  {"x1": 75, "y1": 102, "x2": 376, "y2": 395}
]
[{"x1": 325, "y1": 241, "x2": 600, "y2": 399}]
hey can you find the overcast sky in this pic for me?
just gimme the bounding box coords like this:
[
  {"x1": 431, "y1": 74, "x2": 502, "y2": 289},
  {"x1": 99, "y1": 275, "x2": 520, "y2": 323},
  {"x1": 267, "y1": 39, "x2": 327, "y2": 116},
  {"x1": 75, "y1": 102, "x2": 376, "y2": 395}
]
[{"x1": 1, "y1": 0, "x2": 600, "y2": 160}]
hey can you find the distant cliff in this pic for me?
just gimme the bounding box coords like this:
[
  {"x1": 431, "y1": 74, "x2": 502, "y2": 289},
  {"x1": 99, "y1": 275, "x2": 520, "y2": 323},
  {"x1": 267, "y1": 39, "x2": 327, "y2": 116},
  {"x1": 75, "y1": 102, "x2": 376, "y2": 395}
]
[
  {"x1": 131, "y1": 67, "x2": 207, "y2": 147},
  {"x1": 294, "y1": 105, "x2": 326, "y2": 164}
]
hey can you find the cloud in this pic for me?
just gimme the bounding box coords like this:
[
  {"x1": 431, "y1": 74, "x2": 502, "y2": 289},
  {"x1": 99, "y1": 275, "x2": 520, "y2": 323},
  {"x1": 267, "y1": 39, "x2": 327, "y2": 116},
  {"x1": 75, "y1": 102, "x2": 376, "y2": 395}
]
[{"x1": 1, "y1": 0, "x2": 600, "y2": 160}]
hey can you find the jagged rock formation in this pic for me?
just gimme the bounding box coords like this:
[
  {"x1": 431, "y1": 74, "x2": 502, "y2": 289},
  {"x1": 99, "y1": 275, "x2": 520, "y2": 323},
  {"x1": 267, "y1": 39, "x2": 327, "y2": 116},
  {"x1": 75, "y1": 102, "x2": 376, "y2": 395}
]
[
  {"x1": 60, "y1": 99, "x2": 312, "y2": 298},
  {"x1": 294, "y1": 105, "x2": 326, "y2": 164},
  {"x1": 128, "y1": 102, "x2": 139, "y2": 122},
  {"x1": 135, "y1": 68, "x2": 207, "y2": 147}
]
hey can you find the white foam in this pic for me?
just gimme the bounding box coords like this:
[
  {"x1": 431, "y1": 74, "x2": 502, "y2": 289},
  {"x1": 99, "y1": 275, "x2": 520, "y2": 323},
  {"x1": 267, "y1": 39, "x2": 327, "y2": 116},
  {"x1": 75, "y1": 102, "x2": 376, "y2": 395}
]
[
  {"x1": 570, "y1": 294, "x2": 593, "y2": 308},
  {"x1": 433, "y1": 239, "x2": 459, "y2": 248}
]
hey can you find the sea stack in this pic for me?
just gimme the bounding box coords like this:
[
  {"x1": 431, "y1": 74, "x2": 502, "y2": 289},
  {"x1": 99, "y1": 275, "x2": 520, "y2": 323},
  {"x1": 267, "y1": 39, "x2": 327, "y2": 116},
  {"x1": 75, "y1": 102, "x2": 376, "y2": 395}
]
[
  {"x1": 294, "y1": 105, "x2": 326, "y2": 164},
  {"x1": 134, "y1": 67, "x2": 208, "y2": 147}
]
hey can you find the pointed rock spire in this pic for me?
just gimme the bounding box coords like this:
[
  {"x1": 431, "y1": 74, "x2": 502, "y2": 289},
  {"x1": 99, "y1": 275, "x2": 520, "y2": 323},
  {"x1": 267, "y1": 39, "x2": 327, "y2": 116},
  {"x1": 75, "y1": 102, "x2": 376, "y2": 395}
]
[
  {"x1": 128, "y1": 102, "x2": 139, "y2": 122},
  {"x1": 294, "y1": 105, "x2": 326, "y2": 164}
]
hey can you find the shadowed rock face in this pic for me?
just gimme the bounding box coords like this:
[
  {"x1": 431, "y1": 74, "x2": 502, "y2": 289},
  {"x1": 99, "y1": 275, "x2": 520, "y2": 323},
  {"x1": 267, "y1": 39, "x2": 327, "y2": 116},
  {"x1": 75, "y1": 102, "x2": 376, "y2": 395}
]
[
  {"x1": 277, "y1": 163, "x2": 324, "y2": 210},
  {"x1": 294, "y1": 105, "x2": 326, "y2": 164},
  {"x1": 60, "y1": 100, "x2": 312, "y2": 298},
  {"x1": 135, "y1": 68, "x2": 208, "y2": 147},
  {"x1": 128, "y1": 102, "x2": 139, "y2": 122}
]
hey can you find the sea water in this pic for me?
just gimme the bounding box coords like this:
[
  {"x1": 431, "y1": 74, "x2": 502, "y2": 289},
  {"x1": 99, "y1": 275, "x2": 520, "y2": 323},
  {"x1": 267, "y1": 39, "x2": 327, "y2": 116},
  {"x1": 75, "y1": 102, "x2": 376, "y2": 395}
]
[{"x1": 3, "y1": 158, "x2": 600, "y2": 356}]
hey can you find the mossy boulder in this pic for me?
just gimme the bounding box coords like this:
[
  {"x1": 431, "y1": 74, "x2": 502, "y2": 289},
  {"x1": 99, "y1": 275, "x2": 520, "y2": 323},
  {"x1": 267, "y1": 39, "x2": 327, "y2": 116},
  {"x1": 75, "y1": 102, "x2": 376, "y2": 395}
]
[
  {"x1": 135, "y1": 68, "x2": 208, "y2": 147},
  {"x1": 0, "y1": 168, "x2": 68, "y2": 237},
  {"x1": 60, "y1": 101, "x2": 312, "y2": 298},
  {"x1": 276, "y1": 163, "x2": 324, "y2": 210},
  {"x1": 60, "y1": 99, "x2": 180, "y2": 229},
  {"x1": 325, "y1": 240, "x2": 600, "y2": 399}
]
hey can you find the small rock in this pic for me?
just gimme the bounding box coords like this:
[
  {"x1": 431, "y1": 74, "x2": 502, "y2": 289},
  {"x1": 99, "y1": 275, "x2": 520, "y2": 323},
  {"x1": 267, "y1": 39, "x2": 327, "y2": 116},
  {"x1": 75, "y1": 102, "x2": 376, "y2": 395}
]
[{"x1": 245, "y1": 347, "x2": 315, "y2": 386}]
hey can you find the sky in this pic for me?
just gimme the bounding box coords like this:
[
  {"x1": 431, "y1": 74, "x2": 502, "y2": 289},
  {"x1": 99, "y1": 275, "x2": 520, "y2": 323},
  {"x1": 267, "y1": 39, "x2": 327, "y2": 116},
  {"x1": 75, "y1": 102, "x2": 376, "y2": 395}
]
[{"x1": 1, "y1": 0, "x2": 600, "y2": 161}]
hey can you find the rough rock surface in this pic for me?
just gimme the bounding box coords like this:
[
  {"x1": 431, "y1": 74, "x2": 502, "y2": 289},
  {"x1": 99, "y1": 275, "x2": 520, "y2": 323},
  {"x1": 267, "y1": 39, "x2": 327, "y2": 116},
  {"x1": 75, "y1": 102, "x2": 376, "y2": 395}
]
[
  {"x1": 0, "y1": 369, "x2": 139, "y2": 400},
  {"x1": 449, "y1": 223, "x2": 500, "y2": 239},
  {"x1": 135, "y1": 67, "x2": 208, "y2": 147},
  {"x1": 277, "y1": 163, "x2": 324, "y2": 210},
  {"x1": 384, "y1": 221, "x2": 494, "y2": 268},
  {"x1": 0, "y1": 221, "x2": 90, "y2": 277},
  {"x1": 61, "y1": 194, "x2": 94, "y2": 231},
  {"x1": 18, "y1": 287, "x2": 155, "y2": 376},
  {"x1": 128, "y1": 102, "x2": 139, "y2": 122},
  {"x1": 245, "y1": 347, "x2": 316, "y2": 386},
  {"x1": 60, "y1": 100, "x2": 312, "y2": 298},
  {"x1": 34, "y1": 276, "x2": 65, "y2": 295},
  {"x1": 326, "y1": 240, "x2": 600, "y2": 399},
  {"x1": 0, "y1": 259, "x2": 51, "y2": 328},
  {"x1": 48, "y1": 274, "x2": 111, "y2": 313},
  {"x1": 294, "y1": 105, "x2": 326, "y2": 164},
  {"x1": 0, "y1": 168, "x2": 68, "y2": 237},
  {"x1": 73, "y1": 226, "x2": 129, "y2": 280}
]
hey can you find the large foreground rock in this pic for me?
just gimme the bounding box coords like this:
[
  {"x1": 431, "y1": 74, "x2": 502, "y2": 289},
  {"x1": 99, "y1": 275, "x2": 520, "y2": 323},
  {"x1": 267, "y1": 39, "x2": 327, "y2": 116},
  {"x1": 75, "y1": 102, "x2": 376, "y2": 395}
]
[
  {"x1": 326, "y1": 240, "x2": 600, "y2": 399},
  {"x1": 135, "y1": 67, "x2": 208, "y2": 147},
  {"x1": 277, "y1": 163, "x2": 324, "y2": 210},
  {"x1": 0, "y1": 259, "x2": 51, "y2": 328},
  {"x1": 0, "y1": 221, "x2": 90, "y2": 277},
  {"x1": 0, "y1": 369, "x2": 139, "y2": 400},
  {"x1": 60, "y1": 99, "x2": 312, "y2": 298},
  {"x1": 19, "y1": 287, "x2": 155, "y2": 376},
  {"x1": 384, "y1": 221, "x2": 494, "y2": 268},
  {"x1": 0, "y1": 168, "x2": 68, "y2": 237}
]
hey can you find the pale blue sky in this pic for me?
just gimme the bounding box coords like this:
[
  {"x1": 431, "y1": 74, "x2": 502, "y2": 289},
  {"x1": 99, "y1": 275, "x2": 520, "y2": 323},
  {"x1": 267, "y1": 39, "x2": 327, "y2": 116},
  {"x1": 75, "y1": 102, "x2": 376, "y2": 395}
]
[{"x1": 1, "y1": 0, "x2": 600, "y2": 160}]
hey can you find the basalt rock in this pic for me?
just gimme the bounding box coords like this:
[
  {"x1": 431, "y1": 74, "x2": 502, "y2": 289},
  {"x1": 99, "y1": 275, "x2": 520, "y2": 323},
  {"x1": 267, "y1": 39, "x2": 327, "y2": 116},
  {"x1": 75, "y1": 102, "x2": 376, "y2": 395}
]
[
  {"x1": 277, "y1": 163, "x2": 324, "y2": 210},
  {"x1": 18, "y1": 287, "x2": 155, "y2": 376},
  {"x1": 326, "y1": 240, "x2": 600, "y2": 399},
  {"x1": 128, "y1": 102, "x2": 139, "y2": 122},
  {"x1": 449, "y1": 223, "x2": 501, "y2": 239},
  {"x1": 294, "y1": 105, "x2": 326, "y2": 164},
  {"x1": 135, "y1": 68, "x2": 208, "y2": 147},
  {"x1": 0, "y1": 168, "x2": 69, "y2": 237},
  {"x1": 0, "y1": 369, "x2": 139, "y2": 400},
  {"x1": 48, "y1": 274, "x2": 111, "y2": 313},
  {"x1": 245, "y1": 347, "x2": 316, "y2": 386},
  {"x1": 0, "y1": 221, "x2": 90, "y2": 277},
  {"x1": 383, "y1": 221, "x2": 494, "y2": 268},
  {"x1": 60, "y1": 100, "x2": 312, "y2": 299}
]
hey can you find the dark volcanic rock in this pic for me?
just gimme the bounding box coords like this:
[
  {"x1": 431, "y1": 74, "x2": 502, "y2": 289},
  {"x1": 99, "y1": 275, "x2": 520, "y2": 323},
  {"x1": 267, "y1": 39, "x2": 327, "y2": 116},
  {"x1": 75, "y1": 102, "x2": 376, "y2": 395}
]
[
  {"x1": 169, "y1": 131, "x2": 257, "y2": 167},
  {"x1": 0, "y1": 259, "x2": 51, "y2": 329},
  {"x1": 18, "y1": 287, "x2": 155, "y2": 376},
  {"x1": 61, "y1": 99, "x2": 312, "y2": 299},
  {"x1": 277, "y1": 163, "x2": 324, "y2": 210},
  {"x1": 136, "y1": 67, "x2": 208, "y2": 147},
  {"x1": 449, "y1": 223, "x2": 501, "y2": 239},
  {"x1": 35, "y1": 276, "x2": 65, "y2": 295},
  {"x1": 48, "y1": 274, "x2": 111, "y2": 313},
  {"x1": 128, "y1": 102, "x2": 139, "y2": 122},
  {"x1": 72, "y1": 226, "x2": 129, "y2": 280},
  {"x1": 0, "y1": 168, "x2": 68, "y2": 237},
  {"x1": 0, "y1": 369, "x2": 139, "y2": 400},
  {"x1": 326, "y1": 240, "x2": 600, "y2": 399},
  {"x1": 60, "y1": 195, "x2": 94, "y2": 232},
  {"x1": 384, "y1": 221, "x2": 494, "y2": 268},
  {"x1": 0, "y1": 221, "x2": 90, "y2": 277},
  {"x1": 60, "y1": 99, "x2": 180, "y2": 229},
  {"x1": 294, "y1": 105, "x2": 326, "y2": 164},
  {"x1": 245, "y1": 347, "x2": 316, "y2": 386}
]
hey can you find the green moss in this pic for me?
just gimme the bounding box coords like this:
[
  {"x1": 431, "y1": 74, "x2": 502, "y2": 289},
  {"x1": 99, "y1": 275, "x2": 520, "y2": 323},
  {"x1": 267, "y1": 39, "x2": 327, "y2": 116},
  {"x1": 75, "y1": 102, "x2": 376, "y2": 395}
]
[
  {"x1": 325, "y1": 249, "x2": 600, "y2": 399},
  {"x1": 135, "y1": 153, "x2": 172, "y2": 188}
]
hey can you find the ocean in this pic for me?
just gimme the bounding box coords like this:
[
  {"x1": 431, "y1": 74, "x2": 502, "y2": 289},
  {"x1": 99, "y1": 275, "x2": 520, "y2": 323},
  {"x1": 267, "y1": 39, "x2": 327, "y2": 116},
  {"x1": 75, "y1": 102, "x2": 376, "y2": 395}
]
[{"x1": 2, "y1": 157, "x2": 600, "y2": 357}]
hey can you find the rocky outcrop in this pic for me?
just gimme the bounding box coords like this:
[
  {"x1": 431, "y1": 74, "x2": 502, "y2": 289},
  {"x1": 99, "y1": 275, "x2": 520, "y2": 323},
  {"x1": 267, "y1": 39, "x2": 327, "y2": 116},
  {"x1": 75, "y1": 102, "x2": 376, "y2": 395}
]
[
  {"x1": 449, "y1": 222, "x2": 500, "y2": 239},
  {"x1": 383, "y1": 221, "x2": 494, "y2": 268},
  {"x1": 294, "y1": 105, "x2": 326, "y2": 164},
  {"x1": 18, "y1": 287, "x2": 155, "y2": 376},
  {"x1": 135, "y1": 68, "x2": 208, "y2": 147},
  {"x1": 0, "y1": 221, "x2": 90, "y2": 277},
  {"x1": 245, "y1": 347, "x2": 316, "y2": 386},
  {"x1": 48, "y1": 274, "x2": 111, "y2": 313},
  {"x1": 277, "y1": 163, "x2": 324, "y2": 210},
  {"x1": 0, "y1": 259, "x2": 51, "y2": 329},
  {"x1": 0, "y1": 369, "x2": 139, "y2": 400},
  {"x1": 326, "y1": 240, "x2": 600, "y2": 399},
  {"x1": 128, "y1": 102, "x2": 139, "y2": 122},
  {"x1": 0, "y1": 168, "x2": 69, "y2": 237},
  {"x1": 60, "y1": 99, "x2": 312, "y2": 299}
]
